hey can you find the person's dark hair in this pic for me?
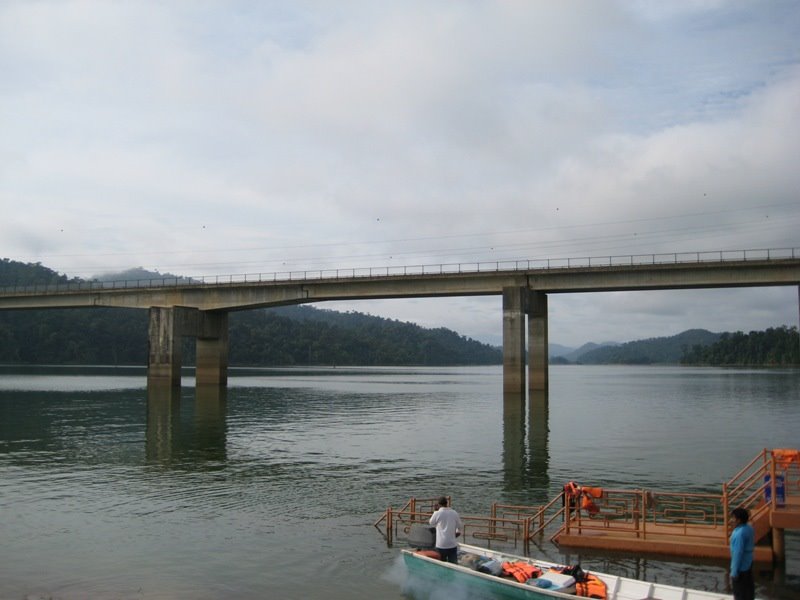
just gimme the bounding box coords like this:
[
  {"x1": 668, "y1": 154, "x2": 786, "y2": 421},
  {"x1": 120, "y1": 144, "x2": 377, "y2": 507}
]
[
  {"x1": 732, "y1": 507, "x2": 749, "y2": 524},
  {"x1": 438, "y1": 496, "x2": 448, "y2": 507}
]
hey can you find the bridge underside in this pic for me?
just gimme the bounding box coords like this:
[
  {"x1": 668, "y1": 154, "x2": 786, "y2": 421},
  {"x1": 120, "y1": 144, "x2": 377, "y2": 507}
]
[{"x1": 146, "y1": 291, "x2": 550, "y2": 396}]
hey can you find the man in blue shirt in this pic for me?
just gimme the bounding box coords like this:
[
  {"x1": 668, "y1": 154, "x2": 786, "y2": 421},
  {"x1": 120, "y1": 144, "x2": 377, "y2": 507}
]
[{"x1": 729, "y1": 507, "x2": 755, "y2": 600}]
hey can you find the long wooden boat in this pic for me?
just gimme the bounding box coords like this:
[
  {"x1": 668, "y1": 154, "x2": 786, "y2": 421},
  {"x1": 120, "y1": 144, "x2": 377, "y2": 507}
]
[{"x1": 401, "y1": 542, "x2": 735, "y2": 600}]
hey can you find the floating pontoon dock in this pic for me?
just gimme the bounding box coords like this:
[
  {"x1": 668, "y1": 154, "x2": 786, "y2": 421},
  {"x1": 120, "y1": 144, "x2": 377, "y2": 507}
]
[{"x1": 376, "y1": 448, "x2": 800, "y2": 565}]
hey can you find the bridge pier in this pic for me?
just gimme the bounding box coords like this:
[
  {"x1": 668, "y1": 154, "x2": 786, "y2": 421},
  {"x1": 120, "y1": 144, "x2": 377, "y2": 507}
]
[
  {"x1": 147, "y1": 306, "x2": 229, "y2": 390},
  {"x1": 528, "y1": 291, "x2": 548, "y2": 392},
  {"x1": 503, "y1": 288, "x2": 528, "y2": 396},
  {"x1": 503, "y1": 288, "x2": 549, "y2": 397},
  {"x1": 196, "y1": 312, "x2": 229, "y2": 386},
  {"x1": 147, "y1": 306, "x2": 192, "y2": 387}
]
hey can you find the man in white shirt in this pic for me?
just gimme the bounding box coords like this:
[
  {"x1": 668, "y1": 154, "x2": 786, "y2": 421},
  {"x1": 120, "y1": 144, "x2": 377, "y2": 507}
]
[{"x1": 428, "y1": 496, "x2": 463, "y2": 563}]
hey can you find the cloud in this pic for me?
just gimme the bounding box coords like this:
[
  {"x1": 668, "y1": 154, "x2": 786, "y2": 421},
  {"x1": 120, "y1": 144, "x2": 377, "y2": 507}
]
[{"x1": 1, "y1": 0, "x2": 798, "y2": 345}]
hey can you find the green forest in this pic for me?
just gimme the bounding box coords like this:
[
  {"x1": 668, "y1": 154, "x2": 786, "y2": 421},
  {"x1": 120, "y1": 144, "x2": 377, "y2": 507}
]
[
  {"x1": 680, "y1": 325, "x2": 799, "y2": 366},
  {"x1": 0, "y1": 258, "x2": 502, "y2": 367}
]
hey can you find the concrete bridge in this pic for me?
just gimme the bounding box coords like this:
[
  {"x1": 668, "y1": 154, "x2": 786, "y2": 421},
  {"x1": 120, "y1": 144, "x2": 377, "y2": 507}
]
[{"x1": 1, "y1": 248, "x2": 799, "y2": 395}]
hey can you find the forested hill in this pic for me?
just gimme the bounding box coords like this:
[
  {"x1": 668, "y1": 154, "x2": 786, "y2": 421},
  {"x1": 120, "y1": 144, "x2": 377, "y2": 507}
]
[
  {"x1": 680, "y1": 326, "x2": 799, "y2": 366},
  {"x1": 228, "y1": 306, "x2": 502, "y2": 366},
  {"x1": 571, "y1": 327, "x2": 798, "y2": 366},
  {"x1": 0, "y1": 259, "x2": 501, "y2": 367},
  {"x1": 577, "y1": 329, "x2": 721, "y2": 365}
]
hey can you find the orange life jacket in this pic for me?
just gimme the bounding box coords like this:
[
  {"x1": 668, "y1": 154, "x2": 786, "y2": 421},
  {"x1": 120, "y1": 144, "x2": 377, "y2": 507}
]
[
  {"x1": 581, "y1": 494, "x2": 600, "y2": 515},
  {"x1": 583, "y1": 486, "x2": 603, "y2": 499},
  {"x1": 501, "y1": 561, "x2": 542, "y2": 583},
  {"x1": 773, "y1": 449, "x2": 800, "y2": 469},
  {"x1": 575, "y1": 574, "x2": 607, "y2": 599}
]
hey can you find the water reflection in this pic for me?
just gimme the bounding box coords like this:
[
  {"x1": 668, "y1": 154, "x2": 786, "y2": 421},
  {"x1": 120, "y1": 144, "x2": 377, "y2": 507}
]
[
  {"x1": 502, "y1": 392, "x2": 526, "y2": 492},
  {"x1": 528, "y1": 391, "x2": 550, "y2": 499},
  {"x1": 145, "y1": 384, "x2": 227, "y2": 466},
  {"x1": 193, "y1": 384, "x2": 227, "y2": 463},
  {"x1": 502, "y1": 391, "x2": 550, "y2": 502},
  {"x1": 145, "y1": 385, "x2": 181, "y2": 463}
]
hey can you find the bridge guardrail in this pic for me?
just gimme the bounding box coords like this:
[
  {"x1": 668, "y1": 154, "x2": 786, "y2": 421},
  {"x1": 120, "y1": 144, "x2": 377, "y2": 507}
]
[{"x1": 1, "y1": 246, "x2": 798, "y2": 296}]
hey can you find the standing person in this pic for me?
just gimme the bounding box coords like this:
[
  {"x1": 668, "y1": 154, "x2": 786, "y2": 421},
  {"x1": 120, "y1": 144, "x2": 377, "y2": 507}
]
[
  {"x1": 429, "y1": 496, "x2": 463, "y2": 564},
  {"x1": 729, "y1": 507, "x2": 755, "y2": 600}
]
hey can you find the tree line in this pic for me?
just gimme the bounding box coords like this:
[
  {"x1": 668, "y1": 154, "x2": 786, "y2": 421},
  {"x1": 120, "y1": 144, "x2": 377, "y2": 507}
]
[{"x1": 680, "y1": 326, "x2": 799, "y2": 366}]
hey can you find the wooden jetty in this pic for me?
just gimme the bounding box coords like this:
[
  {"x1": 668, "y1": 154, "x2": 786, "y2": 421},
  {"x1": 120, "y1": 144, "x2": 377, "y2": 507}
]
[{"x1": 376, "y1": 448, "x2": 800, "y2": 565}]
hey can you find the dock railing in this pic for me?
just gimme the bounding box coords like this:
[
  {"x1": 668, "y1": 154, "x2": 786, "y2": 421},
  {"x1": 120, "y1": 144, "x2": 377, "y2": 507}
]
[
  {"x1": 556, "y1": 449, "x2": 800, "y2": 547},
  {"x1": 724, "y1": 448, "x2": 800, "y2": 539},
  {"x1": 374, "y1": 496, "x2": 537, "y2": 551},
  {"x1": 496, "y1": 496, "x2": 565, "y2": 541},
  {"x1": 558, "y1": 488, "x2": 725, "y2": 544}
]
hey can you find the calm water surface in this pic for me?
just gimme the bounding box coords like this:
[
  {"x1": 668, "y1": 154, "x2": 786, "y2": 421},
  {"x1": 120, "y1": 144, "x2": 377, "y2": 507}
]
[{"x1": 0, "y1": 364, "x2": 798, "y2": 599}]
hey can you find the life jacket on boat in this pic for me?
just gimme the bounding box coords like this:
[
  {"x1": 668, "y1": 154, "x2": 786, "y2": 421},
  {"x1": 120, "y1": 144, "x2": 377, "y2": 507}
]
[
  {"x1": 501, "y1": 561, "x2": 542, "y2": 583},
  {"x1": 575, "y1": 574, "x2": 607, "y2": 599},
  {"x1": 551, "y1": 565, "x2": 606, "y2": 599}
]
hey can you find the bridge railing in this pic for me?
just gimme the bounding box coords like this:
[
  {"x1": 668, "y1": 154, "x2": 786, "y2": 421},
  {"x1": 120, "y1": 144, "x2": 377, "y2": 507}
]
[{"x1": 2, "y1": 246, "x2": 798, "y2": 296}]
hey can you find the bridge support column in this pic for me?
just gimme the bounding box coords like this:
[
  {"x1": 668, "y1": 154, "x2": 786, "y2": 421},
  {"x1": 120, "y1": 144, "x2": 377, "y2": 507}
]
[
  {"x1": 528, "y1": 292, "x2": 548, "y2": 392},
  {"x1": 147, "y1": 306, "x2": 229, "y2": 390},
  {"x1": 196, "y1": 312, "x2": 229, "y2": 386},
  {"x1": 503, "y1": 288, "x2": 549, "y2": 396},
  {"x1": 147, "y1": 306, "x2": 195, "y2": 388},
  {"x1": 503, "y1": 287, "x2": 528, "y2": 396}
]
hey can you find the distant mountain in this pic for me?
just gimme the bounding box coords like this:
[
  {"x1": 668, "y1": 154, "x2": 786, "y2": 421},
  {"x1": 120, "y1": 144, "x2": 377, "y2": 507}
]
[
  {"x1": 548, "y1": 343, "x2": 574, "y2": 358},
  {"x1": 577, "y1": 329, "x2": 721, "y2": 365},
  {"x1": 562, "y1": 341, "x2": 618, "y2": 363}
]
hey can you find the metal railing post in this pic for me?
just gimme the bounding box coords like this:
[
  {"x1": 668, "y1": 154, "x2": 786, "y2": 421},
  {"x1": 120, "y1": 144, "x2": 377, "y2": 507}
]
[
  {"x1": 386, "y1": 507, "x2": 393, "y2": 546},
  {"x1": 641, "y1": 489, "x2": 647, "y2": 539},
  {"x1": 770, "y1": 454, "x2": 777, "y2": 511},
  {"x1": 523, "y1": 517, "x2": 530, "y2": 551},
  {"x1": 722, "y1": 482, "x2": 729, "y2": 535}
]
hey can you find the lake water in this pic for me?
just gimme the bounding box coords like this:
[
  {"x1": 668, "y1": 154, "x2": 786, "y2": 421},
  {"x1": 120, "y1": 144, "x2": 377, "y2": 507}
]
[{"x1": 0, "y1": 364, "x2": 798, "y2": 599}]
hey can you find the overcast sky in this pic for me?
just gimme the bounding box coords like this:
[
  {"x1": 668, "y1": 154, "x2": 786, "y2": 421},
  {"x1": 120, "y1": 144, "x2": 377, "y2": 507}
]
[{"x1": 1, "y1": 1, "x2": 799, "y2": 348}]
